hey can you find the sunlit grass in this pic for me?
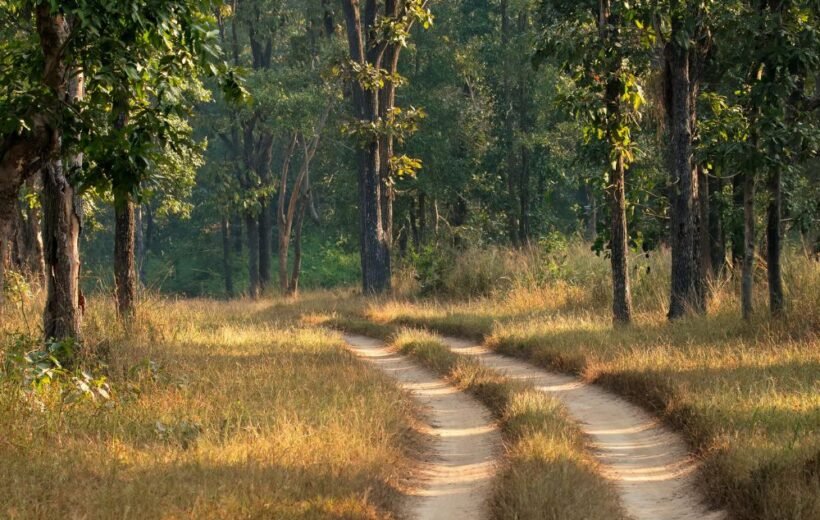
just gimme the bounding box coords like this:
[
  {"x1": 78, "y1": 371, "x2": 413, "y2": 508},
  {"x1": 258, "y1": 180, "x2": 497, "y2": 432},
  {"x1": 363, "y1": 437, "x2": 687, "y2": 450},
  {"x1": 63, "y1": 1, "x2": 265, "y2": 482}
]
[
  {"x1": 364, "y1": 245, "x2": 820, "y2": 520},
  {"x1": 1, "y1": 295, "x2": 416, "y2": 519}
]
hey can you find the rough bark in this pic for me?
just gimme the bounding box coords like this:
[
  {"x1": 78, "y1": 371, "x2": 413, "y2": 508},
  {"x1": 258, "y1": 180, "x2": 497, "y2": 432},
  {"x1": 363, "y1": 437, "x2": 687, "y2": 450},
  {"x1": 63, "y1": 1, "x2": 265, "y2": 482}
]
[
  {"x1": 341, "y1": 0, "x2": 391, "y2": 294},
  {"x1": 666, "y1": 23, "x2": 698, "y2": 320},
  {"x1": 114, "y1": 193, "x2": 137, "y2": 318},
  {"x1": 742, "y1": 170, "x2": 755, "y2": 320}
]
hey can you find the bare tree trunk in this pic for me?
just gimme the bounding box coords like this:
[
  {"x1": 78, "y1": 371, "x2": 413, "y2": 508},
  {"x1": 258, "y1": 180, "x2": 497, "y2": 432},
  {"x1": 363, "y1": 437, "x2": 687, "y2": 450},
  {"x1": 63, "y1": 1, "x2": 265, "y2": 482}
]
[
  {"x1": 341, "y1": 0, "x2": 391, "y2": 294},
  {"x1": 600, "y1": 0, "x2": 632, "y2": 325},
  {"x1": 288, "y1": 202, "x2": 307, "y2": 296},
  {"x1": 742, "y1": 170, "x2": 755, "y2": 320},
  {"x1": 695, "y1": 165, "x2": 711, "y2": 305},
  {"x1": 708, "y1": 175, "x2": 726, "y2": 275},
  {"x1": 135, "y1": 205, "x2": 145, "y2": 286},
  {"x1": 114, "y1": 192, "x2": 137, "y2": 317},
  {"x1": 766, "y1": 166, "x2": 783, "y2": 315},
  {"x1": 221, "y1": 217, "x2": 234, "y2": 297},
  {"x1": 666, "y1": 23, "x2": 698, "y2": 320}
]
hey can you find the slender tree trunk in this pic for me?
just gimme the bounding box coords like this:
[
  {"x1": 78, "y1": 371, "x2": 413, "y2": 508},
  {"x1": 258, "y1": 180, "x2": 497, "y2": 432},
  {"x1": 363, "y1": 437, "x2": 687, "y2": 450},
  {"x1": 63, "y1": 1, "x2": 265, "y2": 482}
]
[
  {"x1": 742, "y1": 170, "x2": 755, "y2": 320},
  {"x1": 666, "y1": 29, "x2": 698, "y2": 319},
  {"x1": 113, "y1": 193, "x2": 137, "y2": 318},
  {"x1": 695, "y1": 165, "x2": 711, "y2": 305},
  {"x1": 288, "y1": 202, "x2": 307, "y2": 296},
  {"x1": 135, "y1": 205, "x2": 145, "y2": 286},
  {"x1": 16, "y1": 177, "x2": 46, "y2": 285},
  {"x1": 708, "y1": 175, "x2": 726, "y2": 275},
  {"x1": 221, "y1": 217, "x2": 234, "y2": 297},
  {"x1": 245, "y1": 213, "x2": 260, "y2": 298},
  {"x1": 766, "y1": 166, "x2": 783, "y2": 315},
  {"x1": 258, "y1": 202, "x2": 272, "y2": 294},
  {"x1": 519, "y1": 145, "x2": 531, "y2": 243}
]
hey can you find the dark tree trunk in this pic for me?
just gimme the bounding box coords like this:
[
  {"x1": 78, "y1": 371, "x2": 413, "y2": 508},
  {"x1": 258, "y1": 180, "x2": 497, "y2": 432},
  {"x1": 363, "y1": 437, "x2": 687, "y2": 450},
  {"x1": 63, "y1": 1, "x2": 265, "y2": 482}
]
[
  {"x1": 708, "y1": 174, "x2": 726, "y2": 275},
  {"x1": 42, "y1": 160, "x2": 82, "y2": 342},
  {"x1": 341, "y1": 0, "x2": 391, "y2": 294},
  {"x1": 766, "y1": 166, "x2": 783, "y2": 315},
  {"x1": 742, "y1": 170, "x2": 755, "y2": 320},
  {"x1": 221, "y1": 217, "x2": 234, "y2": 297},
  {"x1": 232, "y1": 214, "x2": 243, "y2": 255},
  {"x1": 245, "y1": 213, "x2": 260, "y2": 298},
  {"x1": 0, "y1": 233, "x2": 8, "y2": 307},
  {"x1": 666, "y1": 27, "x2": 699, "y2": 319},
  {"x1": 114, "y1": 193, "x2": 137, "y2": 318}
]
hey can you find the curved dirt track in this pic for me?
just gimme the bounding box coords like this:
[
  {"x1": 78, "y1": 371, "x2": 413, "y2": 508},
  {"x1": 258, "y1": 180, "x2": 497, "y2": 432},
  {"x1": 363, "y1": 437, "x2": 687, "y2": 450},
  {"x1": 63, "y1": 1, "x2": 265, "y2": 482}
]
[
  {"x1": 342, "y1": 334, "x2": 501, "y2": 520},
  {"x1": 440, "y1": 337, "x2": 727, "y2": 520}
]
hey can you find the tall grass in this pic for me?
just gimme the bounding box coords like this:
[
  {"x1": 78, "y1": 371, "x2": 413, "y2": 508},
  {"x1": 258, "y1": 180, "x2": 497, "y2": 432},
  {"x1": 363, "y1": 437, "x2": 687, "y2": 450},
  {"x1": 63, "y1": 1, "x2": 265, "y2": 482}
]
[
  {"x1": 0, "y1": 292, "x2": 418, "y2": 519},
  {"x1": 371, "y1": 243, "x2": 820, "y2": 520}
]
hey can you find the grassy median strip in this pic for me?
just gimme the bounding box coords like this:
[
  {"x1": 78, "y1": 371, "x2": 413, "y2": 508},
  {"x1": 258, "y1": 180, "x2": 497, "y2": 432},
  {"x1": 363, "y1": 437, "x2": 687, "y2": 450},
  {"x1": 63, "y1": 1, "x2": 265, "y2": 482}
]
[{"x1": 329, "y1": 314, "x2": 626, "y2": 520}]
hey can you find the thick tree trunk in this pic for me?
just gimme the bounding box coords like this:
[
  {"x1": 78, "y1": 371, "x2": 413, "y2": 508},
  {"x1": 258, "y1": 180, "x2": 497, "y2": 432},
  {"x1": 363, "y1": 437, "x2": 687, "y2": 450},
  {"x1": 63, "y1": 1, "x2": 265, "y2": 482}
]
[
  {"x1": 341, "y1": 0, "x2": 391, "y2": 294},
  {"x1": 42, "y1": 160, "x2": 82, "y2": 342},
  {"x1": 245, "y1": 213, "x2": 260, "y2": 298},
  {"x1": 114, "y1": 193, "x2": 137, "y2": 318},
  {"x1": 666, "y1": 34, "x2": 698, "y2": 319},
  {"x1": 766, "y1": 166, "x2": 783, "y2": 315},
  {"x1": 742, "y1": 170, "x2": 755, "y2": 320},
  {"x1": 221, "y1": 217, "x2": 234, "y2": 297}
]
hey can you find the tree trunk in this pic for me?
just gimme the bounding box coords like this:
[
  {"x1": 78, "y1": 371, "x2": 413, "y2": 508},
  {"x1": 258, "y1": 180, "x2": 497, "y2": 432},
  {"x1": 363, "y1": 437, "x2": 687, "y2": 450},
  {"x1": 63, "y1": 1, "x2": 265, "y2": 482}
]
[
  {"x1": 519, "y1": 145, "x2": 531, "y2": 244},
  {"x1": 766, "y1": 166, "x2": 783, "y2": 315},
  {"x1": 742, "y1": 170, "x2": 755, "y2": 320},
  {"x1": 135, "y1": 205, "x2": 145, "y2": 286},
  {"x1": 341, "y1": 0, "x2": 391, "y2": 294},
  {"x1": 245, "y1": 213, "x2": 260, "y2": 298},
  {"x1": 730, "y1": 173, "x2": 745, "y2": 267},
  {"x1": 287, "y1": 202, "x2": 308, "y2": 296},
  {"x1": 708, "y1": 174, "x2": 726, "y2": 275},
  {"x1": 258, "y1": 201, "x2": 272, "y2": 294},
  {"x1": 666, "y1": 30, "x2": 698, "y2": 320},
  {"x1": 695, "y1": 165, "x2": 711, "y2": 306},
  {"x1": 221, "y1": 217, "x2": 234, "y2": 297},
  {"x1": 42, "y1": 160, "x2": 82, "y2": 342},
  {"x1": 114, "y1": 193, "x2": 137, "y2": 318},
  {"x1": 0, "y1": 233, "x2": 7, "y2": 308}
]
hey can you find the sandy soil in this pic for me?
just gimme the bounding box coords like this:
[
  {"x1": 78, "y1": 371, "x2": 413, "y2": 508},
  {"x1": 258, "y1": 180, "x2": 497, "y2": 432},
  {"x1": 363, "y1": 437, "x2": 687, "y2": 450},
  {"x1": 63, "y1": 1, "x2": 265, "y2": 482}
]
[
  {"x1": 343, "y1": 334, "x2": 501, "y2": 520},
  {"x1": 440, "y1": 337, "x2": 727, "y2": 520}
]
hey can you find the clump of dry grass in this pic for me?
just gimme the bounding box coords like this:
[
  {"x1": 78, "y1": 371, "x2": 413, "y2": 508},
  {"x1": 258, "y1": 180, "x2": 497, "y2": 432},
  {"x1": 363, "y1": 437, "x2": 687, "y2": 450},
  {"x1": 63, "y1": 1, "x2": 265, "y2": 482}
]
[
  {"x1": 390, "y1": 328, "x2": 626, "y2": 520},
  {"x1": 0, "y1": 293, "x2": 417, "y2": 519},
  {"x1": 365, "y1": 246, "x2": 820, "y2": 520}
]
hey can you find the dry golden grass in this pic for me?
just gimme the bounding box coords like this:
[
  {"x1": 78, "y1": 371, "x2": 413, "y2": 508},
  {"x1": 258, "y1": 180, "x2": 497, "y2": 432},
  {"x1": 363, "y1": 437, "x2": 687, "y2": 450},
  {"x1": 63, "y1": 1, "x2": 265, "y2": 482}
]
[
  {"x1": 364, "y1": 245, "x2": 820, "y2": 520},
  {"x1": 389, "y1": 328, "x2": 626, "y2": 520},
  {"x1": 0, "y1": 294, "x2": 417, "y2": 519}
]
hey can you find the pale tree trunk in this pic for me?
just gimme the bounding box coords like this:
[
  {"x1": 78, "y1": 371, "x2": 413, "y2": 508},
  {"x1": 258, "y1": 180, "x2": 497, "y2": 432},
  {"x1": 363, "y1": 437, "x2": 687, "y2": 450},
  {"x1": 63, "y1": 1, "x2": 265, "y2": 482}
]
[{"x1": 114, "y1": 192, "x2": 137, "y2": 318}]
